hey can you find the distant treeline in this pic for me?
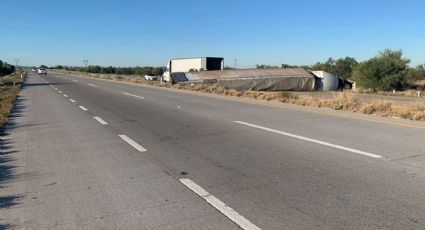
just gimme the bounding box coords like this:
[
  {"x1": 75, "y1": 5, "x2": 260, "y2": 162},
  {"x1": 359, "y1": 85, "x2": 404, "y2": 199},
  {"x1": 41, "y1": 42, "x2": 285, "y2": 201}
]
[
  {"x1": 0, "y1": 60, "x2": 16, "y2": 76},
  {"x1": 256, "y1": 49, "x2": 425, "y2": 91},
  {"x1": 52, "y1": 65, "x2": 164, "y2": 76}
]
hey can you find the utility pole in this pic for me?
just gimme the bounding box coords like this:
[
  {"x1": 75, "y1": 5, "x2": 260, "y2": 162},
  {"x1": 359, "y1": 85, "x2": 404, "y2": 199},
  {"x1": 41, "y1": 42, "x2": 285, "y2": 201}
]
[
  {"x1": 234, "y1": 59, "x2": 237, "y2": 69},
  {"x1": 14, "y1": 58, "x2": 20, "y2": 69},
  {"x1": 83, "y1": 60, "x2": 89, "y2": 67}
]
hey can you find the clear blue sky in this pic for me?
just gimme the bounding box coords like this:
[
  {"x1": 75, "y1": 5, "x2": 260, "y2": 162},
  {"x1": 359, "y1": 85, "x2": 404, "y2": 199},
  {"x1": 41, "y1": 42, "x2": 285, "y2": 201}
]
[{"x1": 2, "y1": 0, "x2": 425, "y2": 68}]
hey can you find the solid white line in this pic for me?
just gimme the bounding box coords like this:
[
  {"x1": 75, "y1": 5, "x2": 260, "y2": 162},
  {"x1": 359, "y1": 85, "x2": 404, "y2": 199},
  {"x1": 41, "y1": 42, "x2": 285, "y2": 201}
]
[
  {"x1": 121, "y1": 92, "x2": 144, "y2": 99},
  {"x1": 118, "y1": 135, "x2": 147, "y2": 152},
  {"x1": 79, "y1": 106, "x2": 88, "y2": 111},
  {"x1": 63, "y1": 94, "x2": 68, "y2": 97},
  {"x1": 88, "y1": 83, "x2": 97, "y2": 87},
  {"x1": 180, "y1": 178, "x2": 261, "y2": 230},
  {"x1": 69, "y1": 99, "x2": 76, "y2": 103},
  {"x1": 235, "y1": 121, "x2": 383, "y2": 159},
  {"x1": 93, "y1": 116, "x2": 108, "y2": 125}
]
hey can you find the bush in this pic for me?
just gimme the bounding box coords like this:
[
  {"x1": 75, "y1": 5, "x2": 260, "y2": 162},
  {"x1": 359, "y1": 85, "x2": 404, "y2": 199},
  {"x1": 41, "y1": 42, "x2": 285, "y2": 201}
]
[
  {"x1": 352, "y1": 49, "x2": 409, "y2": 91},
  {"x1": 312, "y1": 57, "x2": 358, "y2": 79},
  {"x1": 407, "y1": 64, "x2": 425, "y2": 82},
  {"x1": 0, "y1": 60, "x2": 15, "y2": 76}
]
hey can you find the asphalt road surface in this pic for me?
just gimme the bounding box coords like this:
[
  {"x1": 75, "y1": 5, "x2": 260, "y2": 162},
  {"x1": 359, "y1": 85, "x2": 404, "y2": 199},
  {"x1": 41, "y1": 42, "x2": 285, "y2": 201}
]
[{"x1": 2, "y1": 72, "x2": 425, "y2": 229}]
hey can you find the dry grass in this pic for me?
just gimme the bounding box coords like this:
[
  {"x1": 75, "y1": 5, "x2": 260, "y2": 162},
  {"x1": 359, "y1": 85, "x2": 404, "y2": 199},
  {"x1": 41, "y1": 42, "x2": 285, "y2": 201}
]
[
  {"x1": 355, "y1": 88, "x2": 424, "y2": 98},
  {"x1": 0, "y1": 73, "x2": 24, "y2": 129},
  {"x1": 173, "y1": 83, "x2": 425, "y2": 121}
]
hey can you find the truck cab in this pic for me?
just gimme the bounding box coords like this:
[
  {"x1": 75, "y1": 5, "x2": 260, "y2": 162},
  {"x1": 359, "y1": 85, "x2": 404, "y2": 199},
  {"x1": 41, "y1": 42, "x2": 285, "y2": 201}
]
[{"x1": 162, "y1": 57, "x2": 224, "y2": 82}]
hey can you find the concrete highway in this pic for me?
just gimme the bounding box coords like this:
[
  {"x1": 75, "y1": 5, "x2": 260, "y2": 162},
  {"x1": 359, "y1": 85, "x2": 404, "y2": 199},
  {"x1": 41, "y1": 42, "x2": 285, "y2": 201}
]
[{"x1": 2, "y1": 72, "x2": 425, "y2": 229}]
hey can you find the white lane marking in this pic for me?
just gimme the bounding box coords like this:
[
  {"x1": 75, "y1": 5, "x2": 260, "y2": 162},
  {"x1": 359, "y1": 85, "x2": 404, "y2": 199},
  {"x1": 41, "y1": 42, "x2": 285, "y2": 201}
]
[
  {"x1": 177, "y1": 106, "x2": 181, "y2": 109},
  {"x1": 58, "y1": 91, "x2": 62, "y2": 93},
  {"x1": 88, "y1": 83, "x2": 97, "y2": 87},
  {"x1": 79, "y1": 106, "x2": 88, "y2": 111},
  {"x1": 73, "y1": 80, "x2": 78, "y2": 82},
  {"x1": 180, "y1": 178, "x2": 261, "y2": 230},
  {"x1": 235, "y1": 121, "x2": 383, "y2": 159},
  {"x1": 69, "y1": 99, "x2": 77, "y2": 103},
  {"x1": 93, "y1": 116, "x2": 108, "y2": 125},
  {"x1": 118, "y1": 135, "x2": 147, "y2": 152},
  {"x1": 121, "y1": 92, "x2": 144, "y2": 99},
  {"x1": 63, "y1": 94, "x2": 68, "y2": 97},
  {"x1": 40, "y1": 78, "x2": 49, "y2": 84}
]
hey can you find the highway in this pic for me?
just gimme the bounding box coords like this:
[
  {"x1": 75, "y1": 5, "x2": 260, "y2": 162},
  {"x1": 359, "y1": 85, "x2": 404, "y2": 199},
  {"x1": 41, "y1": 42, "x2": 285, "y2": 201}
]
[{"x1": 2, "y1": 72, "x2": 425, "y2": 229}]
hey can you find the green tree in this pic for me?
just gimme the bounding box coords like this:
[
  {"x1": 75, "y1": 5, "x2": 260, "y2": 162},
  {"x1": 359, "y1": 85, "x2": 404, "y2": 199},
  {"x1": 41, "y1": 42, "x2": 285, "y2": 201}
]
[
  {"x1": 152, "y1": 67, "x2": 164, "y2": 76},
  {"x1": 312, "y1": 57, "x2": 358, "y2": 79},
  {"x1": 0, "y1": 60, "x2": 15, "y2": 76},
  {"x1": 101, "y1": 66, "x2": 117, "y2": 74},
  {"x1": 352, "y1": 49, "x2": 409, "y2": 91},
  {"x1": 407, "y1": 64, "x2": 425, "y2": 82},
  {"x1": 334, "y1": 57, "x2": 358, "y2": 79},
  {"x1": 87, "y1": 65, "x2": 101, "y2": 73}
]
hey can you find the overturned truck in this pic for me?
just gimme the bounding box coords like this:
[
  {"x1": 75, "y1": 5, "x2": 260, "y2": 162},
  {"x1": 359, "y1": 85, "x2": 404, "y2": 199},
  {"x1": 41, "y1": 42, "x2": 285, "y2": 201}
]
[
  {"x1": 171, "y1": 67, "x2": 350, "y2": 91},
  {"x1": 173, "y1": 68, "x2": 317, "y2": 91}
]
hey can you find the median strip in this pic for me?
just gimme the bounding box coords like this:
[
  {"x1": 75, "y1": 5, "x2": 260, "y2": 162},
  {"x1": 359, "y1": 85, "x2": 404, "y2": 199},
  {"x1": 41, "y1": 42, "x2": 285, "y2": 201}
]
[
  {"x1": 235, "y1": 121, "x2": 383, "y2": 159},
  {"x1": 118, "y1": 135, "x2": 147, "y2": 152},
  {"x1": 121, "y1": 92, "x2": 144, "y2": 99},
  {"x1": 180, "y1": 178, "x2": 261, "y2": 230}
]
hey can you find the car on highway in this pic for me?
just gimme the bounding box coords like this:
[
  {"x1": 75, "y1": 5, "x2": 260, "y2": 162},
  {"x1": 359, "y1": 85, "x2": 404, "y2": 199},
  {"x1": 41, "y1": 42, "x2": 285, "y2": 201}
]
[
  {"x1": 144, "y1": 75, "x2": 157, "y2": 81},
  {"x1": 37, "y1": 68, "x2": 47, "y2": 75}
]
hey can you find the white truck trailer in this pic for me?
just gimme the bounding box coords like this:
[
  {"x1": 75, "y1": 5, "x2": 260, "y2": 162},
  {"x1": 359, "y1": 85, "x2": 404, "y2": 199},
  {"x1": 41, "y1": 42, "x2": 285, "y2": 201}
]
[{"x1": 162, "y1": 57, "x2": 224, "y2": 82}]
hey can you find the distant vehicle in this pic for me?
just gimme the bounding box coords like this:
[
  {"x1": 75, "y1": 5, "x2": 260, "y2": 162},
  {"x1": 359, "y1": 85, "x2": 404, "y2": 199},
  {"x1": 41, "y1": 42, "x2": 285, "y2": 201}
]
[
  {"x1": 144, "y1": 75, "x2": 157, "y2": 81},
  {"x1": 37, "y1": 68, "x2": 47, "y2": 75},
  {"x1": 162, "y1": 57, "x2": 224, "y2": 82}
]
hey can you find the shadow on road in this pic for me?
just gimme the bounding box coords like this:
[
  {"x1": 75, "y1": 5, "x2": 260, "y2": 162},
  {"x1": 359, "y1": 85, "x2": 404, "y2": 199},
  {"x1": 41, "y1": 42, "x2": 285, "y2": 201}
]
[
  {"x1": 0, "y1": 223, "x2": 14, "y2": 230},
  {"x1": 0, "y1": 195, "x2": 23, "y2": 209},
  {"x1": 0, "y1": 95, "x2": 28, "y2": 229},
  {"x1": 22, "y1": 82, "x2": 74, "y2": 88}
]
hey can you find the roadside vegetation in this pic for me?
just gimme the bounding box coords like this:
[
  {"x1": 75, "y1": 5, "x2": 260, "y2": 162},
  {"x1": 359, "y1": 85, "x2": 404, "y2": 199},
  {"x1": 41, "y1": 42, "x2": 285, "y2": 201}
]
[
  {"x1": 52, "y1": 65, "x2": 164, "y2": 76},
  {"x1": 0, "y1": 68, "x2": 23, "y2": 129},
  {"x1": 259, "y1": 49, "x2": 425, "y2": 91},
  {"x1": 309, "y1": 49, "x2": 425, "y2": 91},
  {"x1": 0, "y1": 60, "x2": 16, "y2": 76}
]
